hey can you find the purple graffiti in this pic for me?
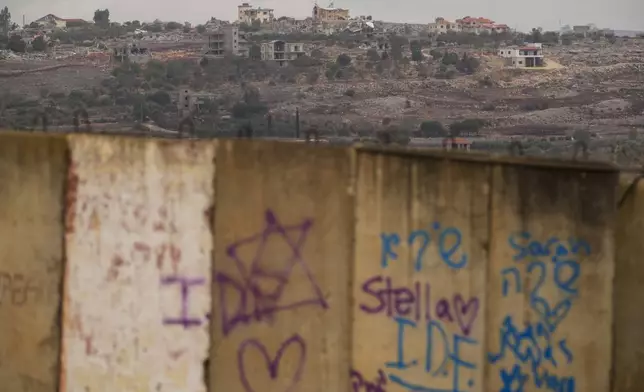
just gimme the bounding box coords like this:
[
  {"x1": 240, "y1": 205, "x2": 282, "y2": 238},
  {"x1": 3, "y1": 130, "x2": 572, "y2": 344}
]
[
  {"x1": 360, "y1": 275, "x2": 480, "y2": 336},
  {"x1": 453, "y1": 294, "x2": 479, "y2": 336},
  {"x1": 161, "y1": 275, "x2": 206, "y2": 328},
  {"x1": 237, "y1": 334, "x2": 307, "y2": 392},
  {"x1": 215, "y1": 209, "x2": 328, "y2": 336},
  {"x1": 351, "y1": 368, "x2": 387, "y2": 392}
]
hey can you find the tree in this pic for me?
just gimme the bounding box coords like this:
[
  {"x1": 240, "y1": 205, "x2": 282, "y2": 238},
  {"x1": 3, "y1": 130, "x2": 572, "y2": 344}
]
[
  {"x1": 165, "y1": 21, "x2": 182, "y2": 30},
  {"x1": 0, "y1": 7, "x2": 11, "y2": 36},
  {"x1": 455, "y1": 53, "x2": 480, "y2": 74},
  {"x1": 8, "y1": 34, "x2": 25, "y2": 52},
  {"x1": 419, "y1": 121, "x2": 447, "y2": 137},
  {"x1": 196, "y1": 24, "x2": 206, "y2": 34},
  {"x1": 529, "y1": 27, "x2": 543, "y2": 43},
  {"x1": 410, "y1": 40, "x2": 423, "y2": 62},
  {"x1": 93, "y1": 9, "x2": 110, "y2": 26},
  {"x1": 32, "y1": 36, "x2": 47, "y2": 51},
  {"x1": 389, "y1": 35, "x2": 408, "y2": 61},
  {"x1": 336, "y1": 53, "x2": 352, "y2": 66},
  {"x1": 366, "y1": 48, "x2": 380, "y2": 62}
]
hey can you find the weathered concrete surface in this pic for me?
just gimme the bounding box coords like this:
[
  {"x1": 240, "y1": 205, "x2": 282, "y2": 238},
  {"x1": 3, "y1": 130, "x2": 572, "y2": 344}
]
[
  {"x1": 62, "y1": 135, "x2": 215, "y2": 392},
  {"x1": 210, "y1": 140, "x2": 354, "y2": 392},
  {"x1": 486, "y1": 160, "x2": 617, "y2": 392},
  {"x1": 0, "y1": 133, "x2": 67, "y2": 391},
  {"x1": 613, "y1": 175, "x2": 644, "y2": 392},
  {"x1": 352, "y1": 150, "x2": 490, "y2": 392}
]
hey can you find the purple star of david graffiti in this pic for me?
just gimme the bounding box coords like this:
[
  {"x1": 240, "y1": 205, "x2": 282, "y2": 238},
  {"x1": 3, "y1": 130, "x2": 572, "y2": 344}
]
[{"x1": 215, "y1": 209, "x2": 328, "y2": 336}]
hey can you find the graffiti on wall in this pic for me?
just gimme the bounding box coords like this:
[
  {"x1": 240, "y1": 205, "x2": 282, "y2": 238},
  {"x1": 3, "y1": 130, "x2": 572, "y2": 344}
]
[
  {"x1": 487, "y1": 232, "x2": 589, "y2": 392},
  {"x1": 0, "y1": 272, "x2": 47, "y2": 306},
  {"x1": 161, "y1": 209, "x2": 325, "y2": 391},
  {"x1": 359, "y1": 222, "x2": 480, "y2": 392}
]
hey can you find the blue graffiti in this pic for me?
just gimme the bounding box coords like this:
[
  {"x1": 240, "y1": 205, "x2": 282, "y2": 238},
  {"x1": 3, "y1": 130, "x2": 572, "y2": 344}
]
[
  {"x1": 507, "y1": 232, "x2": 590, "y2": 264},
  {"x1": 501, "y1": 256, "x2": 580, "y2": 332},
  {"x1": 381, "y1": 223, "x2": 468, "y2": 271},
  {"x1": 385, "y1": 317, "x2": 477, "y2": 392},
  {"x1": 489, "y1": 316, "x2": 575, "y2": 392},
  {"x1": 500, "y1": 365, "x2": 528, "y2": 392},
  {"x1": 491, "y1": 233, "x2": 587, "y2": 392},
  {"x1": 501, "y1": 232, "x2": 590, "y2": 331}
]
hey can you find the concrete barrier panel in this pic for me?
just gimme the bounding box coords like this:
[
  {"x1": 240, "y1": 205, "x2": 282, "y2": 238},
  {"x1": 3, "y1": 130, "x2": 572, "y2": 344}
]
[
  {"x1": 485, "y1": 161, "x2": 617, "y2": 392},
  {"x1": 0, "y1": 133, "x2": 67, "y2": 392},
  {"x1": 210, "y1": 140, "x2": 354, "y2": 392},
  {"x1": 62, "y1": 135, "x2": 215, "y2": 392},
  {"x1": 613, "y1": 175, "x2": 644, "y2": 392},
  {"x1": 352, "y1": 150, "x2": 490, "y2": 392}
]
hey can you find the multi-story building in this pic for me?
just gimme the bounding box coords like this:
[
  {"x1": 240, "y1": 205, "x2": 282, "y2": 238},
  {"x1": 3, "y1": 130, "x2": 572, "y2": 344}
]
[
  {"x1": 498, "y1": 43, "x2": 545, "y2": 68},
  {"x1": 429, "y1": 16, "x2": 509, "y2": 35},
  {"x1": 428, "y1": 17, "x2": 461, "y2": 34},
  {"x1": 457, "y1": 16, "x2": 509, "y2": 34},
  {"x1": 260, "y1": 41, "x2": 306, "y2": 67},
  {"x1": 203, "y1": 26, "x2": 244, "y2": 58},
  {"x1": 312, "y1": 3, "x2": 350, "y2": 21},
  {"x1": 238, "y1": 3, "x2": 274, "y2": 24}
]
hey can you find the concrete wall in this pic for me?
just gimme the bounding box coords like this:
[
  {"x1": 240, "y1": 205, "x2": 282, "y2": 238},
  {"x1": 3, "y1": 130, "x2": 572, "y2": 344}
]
[
  {"x1": 614, "y1": 174, "x2": 644, "y2": 392},
  {"x1": 0, "y1": 133, "x2": 623, "y2": 392}
]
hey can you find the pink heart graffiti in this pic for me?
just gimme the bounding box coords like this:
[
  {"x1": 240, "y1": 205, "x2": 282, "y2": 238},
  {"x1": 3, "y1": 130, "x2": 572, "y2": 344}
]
[
  {"x1": 453, "y1": 294, "x2": 480, "y2": 336},
  {"x1": 237, "y1": 334, "x2": 307, "y2": 392}
]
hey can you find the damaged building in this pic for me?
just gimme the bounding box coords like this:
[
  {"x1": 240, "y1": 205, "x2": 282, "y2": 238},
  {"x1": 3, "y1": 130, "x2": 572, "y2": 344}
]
[
  {"x1": 203, "y1": 26, "x2": 248, "y2": 58},
  {"x1": 312, "y1": 2, "x2": 350, "y2": 22},
  {"x1": 112, "y1": 43, "x2": 152, "y2": 64},
  {"x1": 260, "y1": 41, "x2": 306, "y2": 67},
  {"x1": 238, "y1": 3, "x2": 275, "y2": 24}
]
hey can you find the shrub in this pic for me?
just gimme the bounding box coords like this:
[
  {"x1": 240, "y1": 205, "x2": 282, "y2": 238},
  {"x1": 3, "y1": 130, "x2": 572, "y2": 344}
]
[
  {"x1": 419, "y1": 120, "x2": 447, "y2": 137},
  {"x1": 231, "y1": 102, "x2": 268, "y2": 118},
  {"x1": 31, "y1": 36, "x2": 47, "y2": 52},
  {"x1": 366, "y1": 48, "x2": 380, "y2": 62},
  {"x1": 450, "y1": 118, "x2": 488, "y2": 136},
  {"x1": 8, "y1": 34, "x2": 25, "y2": 53},
  {"x1": 522, "y1": 99, "x2": 550, "y2": 111},
  {"x1": 441, "y1": 52, "x2": 459, "y2": 65},
  {"x1": 429, "y1": 49, "x2": 443, "y2": 60},
  {"x1": 146, "y1": 90, "x2": 172, "y2": 106},
  {"x1": 344, "y1": 89, "x2": 356, "y2": 97},
  {"x1": 336, "y1": 53, "x2": 352, "y2": 66}
]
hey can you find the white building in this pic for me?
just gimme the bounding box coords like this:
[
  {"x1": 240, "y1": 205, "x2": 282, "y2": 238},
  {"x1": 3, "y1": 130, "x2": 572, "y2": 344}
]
[
  {"x1": 498, "y1": 43, "x2": 544, "y2": 68},
  {"x1": 238, "y1": 3, "x2": 275, "y2": 24},
  {"x1": 260, "y1": 40, "x2": 306, "y2": 67}
]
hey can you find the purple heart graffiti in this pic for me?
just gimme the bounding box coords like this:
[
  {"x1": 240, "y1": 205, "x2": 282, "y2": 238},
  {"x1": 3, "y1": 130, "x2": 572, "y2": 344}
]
[
  {"x1": 237, "y1": 334, "x2": 307, "y2": 392},
  {"x1": 453, "y1": 294, "x2": 479, "y2": 336}
]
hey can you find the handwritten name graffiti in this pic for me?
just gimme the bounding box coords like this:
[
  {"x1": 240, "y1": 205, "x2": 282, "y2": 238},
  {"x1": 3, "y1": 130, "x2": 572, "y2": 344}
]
[
  {"x1": 380, "y1": 222, "x2": 468, "y2": 271},
  {"x1": 360, "y1": 275, "x2": 479, "y2": 336},
  {"x1": 488, "y1": 232, "x2": 589, "y2": 392},
  {"x1": 214, "y1": 209, "x2": 327, "y2": 336},
  {"x1": 0, "y1": 272, "x2": 44, "y2": 306},
  {"x1": 386, "y1": 317, "x2": 478, "y2": 392},
  {"x1": 161, "y1": 276, "x2": 206, "y2": 328},
  {"x1": 489, "y1": 317, "x2": 575, "y2": 392},
  {"x1": 237, "y1": 334, "x2": 306, "y2": 392},
  {"x1": 351, "y1": 369, "x2": 387, "y2": 392}
]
